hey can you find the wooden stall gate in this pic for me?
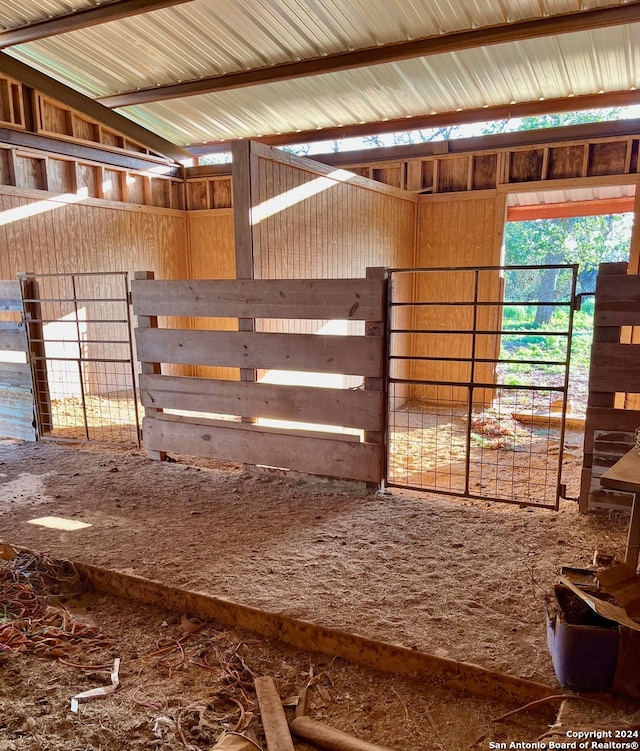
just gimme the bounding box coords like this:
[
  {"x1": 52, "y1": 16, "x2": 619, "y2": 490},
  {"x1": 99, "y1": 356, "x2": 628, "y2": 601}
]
[
  {"x1": 581, "y1": 262, "x2": 640, "y2": 512},
  {"x1": 0, "y1": 280, "x2": 35, "y2": 440},
  {"x1": 131, "y1": 271, "x2": 386, "y2": 484}
]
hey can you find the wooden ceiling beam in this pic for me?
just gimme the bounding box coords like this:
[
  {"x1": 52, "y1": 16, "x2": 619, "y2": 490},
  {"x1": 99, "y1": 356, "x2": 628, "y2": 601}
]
[
  {"x1": 0, "y1": 0, "x2": 194, "y2": 49},
  {"x1": 185, "y1": 90, "x2": 640, "y2": 156},
  {"x1": 96, "y1": 2, "x2": 640, "y2": 108},
  {"x1": 0, "y1": 52, "x2": 191, "y2": 162},
  {"x1": 507, "y1": 197, "x2": 636, "y2": 221}
]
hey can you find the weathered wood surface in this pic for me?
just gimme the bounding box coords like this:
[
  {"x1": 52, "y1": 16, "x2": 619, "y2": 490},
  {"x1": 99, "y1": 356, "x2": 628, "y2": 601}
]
[
  {"x1": 0, "y1": 361, "x2": 30, "y2": 388},
  {"x1": 589, "y1": 343, "x2": 640, "y2": 392},
  {"x1": 142, "y1": 415, "x2": 381, "y2": 483},
  {"x1": 131, "y1": 278, "x2": 385, "y2": 321},
  {"x1": 139, "y1": 373, "x2": 383, "y2": 431},
  {"x1": 136, "y1": 328, "x2": 383, "y2": 377},
  {"x1": 0, "y1": 282, "x2": 34, "y2": 441},
  {"x1": 254, "y1": 676, "x2": 295, "y2": 751},
  {"x1": 0, "y1": 280, "x2": 22, "y2": 311},
  {"x1": 0, "y1": 321, "x2": 27, "y2": 351},
  {"x1": 594, "y1": 274, "x2": 640, "y2": 327},
  {"x1": 0, "y1": 384, "x2": 35, "y2": 440}
]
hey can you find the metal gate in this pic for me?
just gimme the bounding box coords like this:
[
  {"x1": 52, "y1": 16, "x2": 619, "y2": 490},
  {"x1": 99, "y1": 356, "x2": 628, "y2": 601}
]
[
  {"x1": 386, "y1": 264, "x2": 578, "y2": 509},
  {"x1": 19, "y1": 272, "x2": 140, "y2": 447}
]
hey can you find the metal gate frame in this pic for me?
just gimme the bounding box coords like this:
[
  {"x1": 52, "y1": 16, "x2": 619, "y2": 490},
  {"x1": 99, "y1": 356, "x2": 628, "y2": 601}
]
[
  {"x1": 385, "y1": 264, "x2": 579, "y2": 509},
  {"x1": 19, "y1": 271, "x2": 141, "y2": 447}
]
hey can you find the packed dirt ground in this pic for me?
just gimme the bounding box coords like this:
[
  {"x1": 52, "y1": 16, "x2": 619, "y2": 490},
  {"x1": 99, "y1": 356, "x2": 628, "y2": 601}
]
[{"x1": 0, "y1": 437, "x2": 638, "y2": 749}]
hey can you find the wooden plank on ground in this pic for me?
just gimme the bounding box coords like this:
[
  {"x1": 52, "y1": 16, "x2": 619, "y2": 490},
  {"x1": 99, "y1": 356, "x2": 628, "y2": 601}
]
[
  {"x1": 139, "y1": 373, "x2": 383, "y2": 431},
  {"x1": 142, "y1": 415, "x2": 382, "y2": 483},
  {"x1": 131, "y1": 278, "x2": 385, "y2": 321},
  {"x1": 135, "y1": 328, "x2": 383, "y2": 377},
  {"x1": 0, "y1": 280, "x2": 22, "y2": 312},
  {"x1": 0, "y1": 322, "x2": 27, "y2": 351},
  {"x1": 594, "y1": 275, "x2": 640, "y2": 327},
  {"x1": 589, "y1": 343, "x2": 640, "y2": 392},
  {"x1": 254, "y1": 676, "x2": 295, "y2": 751}
]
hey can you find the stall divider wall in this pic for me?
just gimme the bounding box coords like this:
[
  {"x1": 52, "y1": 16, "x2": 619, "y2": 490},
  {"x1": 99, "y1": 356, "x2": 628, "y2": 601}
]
[{"x1": 131, "y1": 272, "x2": 387, "y2": 483}]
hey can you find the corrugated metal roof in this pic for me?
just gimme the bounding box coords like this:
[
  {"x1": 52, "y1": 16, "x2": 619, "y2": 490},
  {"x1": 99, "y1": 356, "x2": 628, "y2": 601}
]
[
  {"x1": 2, "y1": 0, "x2": 639, "y2": 148},
  {"x1": 98, "y1": 23, "x2": 639, "y2": 146},
  {"x1": 5, "y1": 0, "x2": 633, "y2": 95},
  {"x1": 0, "y1": 0, "x2": 94, "y2": 30}
]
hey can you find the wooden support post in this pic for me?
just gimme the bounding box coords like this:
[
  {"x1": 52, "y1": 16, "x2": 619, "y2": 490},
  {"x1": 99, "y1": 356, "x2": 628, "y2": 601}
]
[
  {"x1": 134, "y1": 270, "x2": 166, "y2": 461},
  {"x1": 254, "y1": 676, "x2": 295, "y2": 751},
  {"x1": 232, "y1": 141, "x2": 260, "y2": 442}
]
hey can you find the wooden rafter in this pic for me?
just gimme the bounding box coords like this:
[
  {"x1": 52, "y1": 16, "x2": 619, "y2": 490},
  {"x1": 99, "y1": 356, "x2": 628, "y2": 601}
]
[
  {"x1": 0, "y1": 52, "x2": 191, "y2": 162},
  {"x1": 186, "y1": 90, "x2": 640, "y2": 155},
  {"x1": 96, "y1": 2, "x2": 640, "y2": 108},
  {"x1": 0, "y1": 0, "x2": 195, "y2": 49}
]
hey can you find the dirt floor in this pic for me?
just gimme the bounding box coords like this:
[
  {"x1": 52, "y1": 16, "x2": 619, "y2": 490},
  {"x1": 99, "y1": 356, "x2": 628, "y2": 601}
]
[{"x1": 0, "y1": 438, "x2": 638, "y2": 749}]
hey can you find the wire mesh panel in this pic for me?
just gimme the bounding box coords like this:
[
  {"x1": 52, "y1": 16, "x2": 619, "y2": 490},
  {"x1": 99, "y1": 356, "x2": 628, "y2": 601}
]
[
  {"x1": 387, "y1": 265, "x2": 578, "y2": 509},
  {"x1": 20, "y1": 272, "x2": 140, "y2": 446}
]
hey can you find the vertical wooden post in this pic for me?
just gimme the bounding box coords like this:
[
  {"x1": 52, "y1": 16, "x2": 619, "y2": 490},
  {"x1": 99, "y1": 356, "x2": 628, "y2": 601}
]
[
  {"x1": 365, "y1": 266, "x2": 388, "y2": 489},
  {"x1": 134, "y1": 270, "x2": 166, "y2": 461},
  {"x1": 231, "y1": 141, "x2": 260, "y2": 436}
]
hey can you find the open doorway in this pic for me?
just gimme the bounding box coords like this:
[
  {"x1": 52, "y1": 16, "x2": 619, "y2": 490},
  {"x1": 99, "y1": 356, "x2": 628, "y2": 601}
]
[{"x1": 502, "y1": 184, "x2": 636, "y2": 499}]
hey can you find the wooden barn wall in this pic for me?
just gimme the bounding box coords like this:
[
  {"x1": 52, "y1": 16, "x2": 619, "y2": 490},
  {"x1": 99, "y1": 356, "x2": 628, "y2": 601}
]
[
  {"x1": 250, "y1": 148, "x2": 416, "y2": 393},
  {"x1": 186, "y1": 208, "x2": 238, "y2": 381},
  {"x1": 0, "y1": 187, "x2": 190, "y2": 387},
  {"x1": 412, "y1": 191, "x2": 505, "y2": 404},
  {"x1": 0, "y1": 189, "x2": 188, "y2": 280},
  {"x1": 254, "y1": 156, "x2": 416, "y2": 284}
]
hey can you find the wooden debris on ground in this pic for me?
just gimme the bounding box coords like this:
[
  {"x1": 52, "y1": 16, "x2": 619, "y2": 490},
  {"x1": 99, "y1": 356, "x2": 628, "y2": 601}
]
[
  {"x1": 289, "y1": 715, "x2": 395, "y2": 751},
  {"x1": 254, "y1": 675, "x2": 295, "y2": 751}
]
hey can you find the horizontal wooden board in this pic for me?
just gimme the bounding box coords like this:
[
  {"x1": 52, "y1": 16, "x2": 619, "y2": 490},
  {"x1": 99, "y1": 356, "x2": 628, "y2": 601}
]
[
  {"x1": 136, "y1": 328, "x2": 383, "y2": 377},
  {"x1": 139, "y1": 373, "x2": 383, "y2": 431},
  {"x1": 589, "y1": 343, "x2": 640, "y2": 392},
  {"x1": 131, "y1": 278, "x2": 385, "y2": 321},
  {"x1": 143, "y1": 415, "x2": 381, "y2": 483},
  {"x1": 0, "y1": 362, "x2": 32, "y2": 388},
  {"x1": 0, "y1": 385, "x2": 35, "y2": 440},
  {"x1": 595, "y1": 274, "x2": 640, "y2": 326},
  {"x1": 0, "y1": 322, "x2": 27, "y2": 351},
  {"x1": 0, "y1": 280, "x2": 22, "y2": 312}
]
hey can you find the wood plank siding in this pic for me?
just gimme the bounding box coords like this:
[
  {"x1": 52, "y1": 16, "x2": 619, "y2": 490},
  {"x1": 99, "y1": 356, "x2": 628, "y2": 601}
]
[{"x1": 0, "y1": 279, "x2": 34, "y2": 440}]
